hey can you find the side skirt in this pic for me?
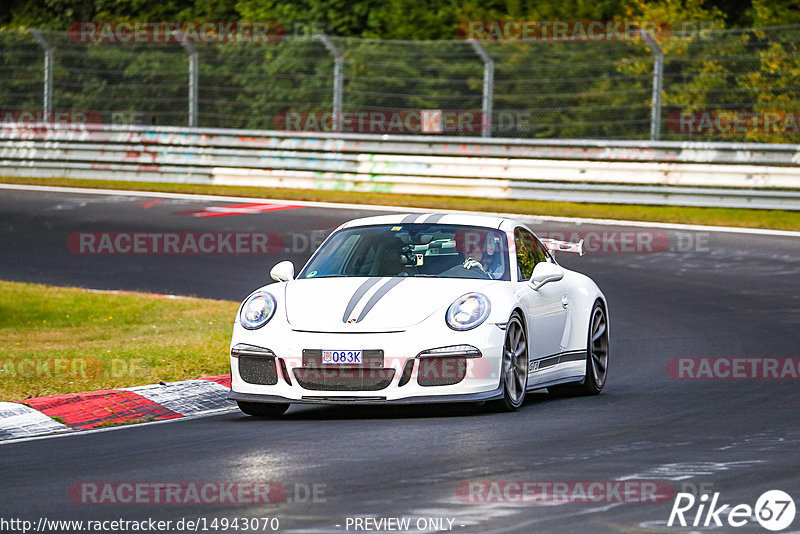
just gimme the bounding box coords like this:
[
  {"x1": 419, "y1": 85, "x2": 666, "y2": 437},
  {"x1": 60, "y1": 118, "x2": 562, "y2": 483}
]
[
  {"x1": 525, "y1": 349, "x2": 587, "y2": 391},
  {"x1": 527, "y1": 376, "x2": 584, "y2": 392},
  {"x1": 527, "y1": 349, "x2": 586, "y2": 373}
]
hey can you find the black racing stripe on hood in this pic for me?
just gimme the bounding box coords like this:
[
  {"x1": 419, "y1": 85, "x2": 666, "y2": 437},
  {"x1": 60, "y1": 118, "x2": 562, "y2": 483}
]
[
  {"x1": 341, "y1": 277, "x2": 382, "y2": 323},
  {"x1": 355, "y1": 277, "x2": 406, "y2": 323},
  {"x1": 422, "y1": 213, "x2": 446, "y2": 224}
]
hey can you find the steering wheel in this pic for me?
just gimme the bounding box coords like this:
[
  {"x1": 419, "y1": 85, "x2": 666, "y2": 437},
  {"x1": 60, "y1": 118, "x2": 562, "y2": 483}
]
[{"x1": 462, "y1": 258, "x2": 491, "y2": 279}]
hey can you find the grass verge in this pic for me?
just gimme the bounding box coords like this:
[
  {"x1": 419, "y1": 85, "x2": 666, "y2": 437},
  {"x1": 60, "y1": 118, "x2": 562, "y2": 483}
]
[
  {"x1": 2, "y1": 176, "x2": 800, "y2": 231},
  {"x1": 0, "y1": 280, "x2": 237, "y2": 401}
]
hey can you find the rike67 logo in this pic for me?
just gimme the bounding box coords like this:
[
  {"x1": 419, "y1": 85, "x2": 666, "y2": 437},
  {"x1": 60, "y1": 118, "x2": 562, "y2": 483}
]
[{"x1": 668, "y1": 490, "x2": 796, "y2": 531}]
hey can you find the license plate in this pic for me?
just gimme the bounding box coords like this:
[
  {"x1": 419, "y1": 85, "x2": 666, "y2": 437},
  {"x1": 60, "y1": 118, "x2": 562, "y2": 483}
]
[{"x1": 322, "y1": 350, "x2": 363, "y2": 365}]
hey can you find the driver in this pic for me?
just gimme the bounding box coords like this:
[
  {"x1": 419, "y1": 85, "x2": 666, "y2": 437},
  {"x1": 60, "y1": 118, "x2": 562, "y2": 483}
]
[
  {"x1": 482, "y1": 234, "x2": 504, "y2": 278},
  {"x1": 455, "y1": 231, "x2": 504, "y2": 279}
]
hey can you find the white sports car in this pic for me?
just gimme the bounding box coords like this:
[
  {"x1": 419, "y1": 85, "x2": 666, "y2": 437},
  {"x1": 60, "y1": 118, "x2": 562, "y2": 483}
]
[{"x1": 228, "y1": 213, "x2": 608, "y2": 416}]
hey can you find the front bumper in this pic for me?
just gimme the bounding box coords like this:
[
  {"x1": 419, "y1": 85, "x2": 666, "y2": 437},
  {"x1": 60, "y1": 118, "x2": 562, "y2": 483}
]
[
  {"x1": 229, "y1": 319, "x2": 505, "y2": 403},
  {"x1": 228, "y1": 386, "x2": 504, "y2": 405}
]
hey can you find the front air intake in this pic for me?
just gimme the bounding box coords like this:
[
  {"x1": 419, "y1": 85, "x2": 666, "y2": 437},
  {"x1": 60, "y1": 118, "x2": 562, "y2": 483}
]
[
  {"x1": 232, "y1": 344, "x2": 278, "y2": 386},
  {"x1": 417, "y1": 357, "x2": 467, "y2": 387},
  {"x1": 238, "y1": 356, "x2": 278, "y2": 385}
]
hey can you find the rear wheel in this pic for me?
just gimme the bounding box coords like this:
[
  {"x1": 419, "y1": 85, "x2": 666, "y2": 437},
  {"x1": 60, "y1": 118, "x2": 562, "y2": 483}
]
[
  {"x1": 495, "y1": 313, "x2": 528, "y2": 411},
  {"x1": 237, "y1": 401, "x2": 290, "y2": 417},
  {"x1": 549, "y1": 301, "x2": 608, "y2": 397}
]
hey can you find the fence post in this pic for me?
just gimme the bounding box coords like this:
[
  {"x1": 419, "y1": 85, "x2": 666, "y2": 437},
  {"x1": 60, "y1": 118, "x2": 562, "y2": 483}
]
[
  {"x1": 641, "y1": 30, "x2": 663, "y2": 141},
  {"x1": 314, "y1": 34, "x2": 343, "y2": 132},
  {"x1": 173, "y1": 31, "x2": 198, "y2": 128},
  {"x1": 28, "y1": 30, "x2": 53, "y2": 119},
  {"x1": 469, "y1": 40, "x2": 494, "y2": 137}
]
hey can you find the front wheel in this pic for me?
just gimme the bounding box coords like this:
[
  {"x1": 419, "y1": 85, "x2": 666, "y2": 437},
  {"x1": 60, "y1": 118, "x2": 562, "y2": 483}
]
[
  {"x1": 549, "y1": 301, "x2": 608, "y2": 397},
  {"x1": 237, "y1": 401, "x2": 290, "y2": 417},
  {"x1": 494, "y1": 312, "x2": 529, "y2": 412}
]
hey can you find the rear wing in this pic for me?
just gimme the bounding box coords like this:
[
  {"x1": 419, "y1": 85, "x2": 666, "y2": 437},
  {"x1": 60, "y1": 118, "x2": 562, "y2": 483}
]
[{"x1": 540, "y1": 237, "x2": 585, "y2": 256}]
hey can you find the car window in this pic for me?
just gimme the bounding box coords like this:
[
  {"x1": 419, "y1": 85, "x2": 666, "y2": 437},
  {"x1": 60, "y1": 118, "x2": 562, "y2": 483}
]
[
  {"x1": 514, "y1": 227, "x2": 548, "y2": 281},
  {"x1": 298, "y1": 224, "x2": 511, "y2": 280}
]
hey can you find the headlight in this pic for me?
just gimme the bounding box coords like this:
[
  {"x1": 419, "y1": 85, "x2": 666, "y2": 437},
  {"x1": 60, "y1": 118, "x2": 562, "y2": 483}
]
[
  {"x1": 240, "y1": 292, "x2": 276, "y2": 330},
  {"x1": 446, "y1": 293, "x2": 490, "y2": 331}
]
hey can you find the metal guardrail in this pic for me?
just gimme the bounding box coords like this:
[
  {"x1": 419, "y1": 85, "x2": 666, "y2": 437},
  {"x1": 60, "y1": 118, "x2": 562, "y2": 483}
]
[{"x1": 1, "y1": 125, "x2": 800, "y2": 210}]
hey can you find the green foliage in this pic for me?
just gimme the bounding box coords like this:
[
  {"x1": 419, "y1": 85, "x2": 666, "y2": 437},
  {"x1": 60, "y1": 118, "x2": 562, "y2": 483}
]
[
  {"x1": 0, "y1": 0, "x2": 238, "y2": 30},
  {"x1": 748, "y1": 0, "x2": 800, "y2": 26}
]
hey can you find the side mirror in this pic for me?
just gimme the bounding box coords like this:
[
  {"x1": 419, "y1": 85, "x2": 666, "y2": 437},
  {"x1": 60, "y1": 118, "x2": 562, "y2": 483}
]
[
  {"x1": 270, "y1": 260, "x2": 295, "y2": 282},
  {"x1": 529, "y1": 262, "x2": 564, "y2": 290}
]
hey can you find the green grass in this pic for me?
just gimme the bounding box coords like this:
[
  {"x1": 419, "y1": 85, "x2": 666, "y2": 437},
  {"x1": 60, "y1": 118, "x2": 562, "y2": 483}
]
[
  {"x1": 3, "y1": 176, "x2": 800, "y2": 231},
  {"x1": 0, "y1": 280, "x2": 238, "y2": 401}
]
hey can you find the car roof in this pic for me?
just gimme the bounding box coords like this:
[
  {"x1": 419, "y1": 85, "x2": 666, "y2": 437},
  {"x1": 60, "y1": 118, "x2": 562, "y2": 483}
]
[{"x1": 339, "y1": 213, "x2": 514, "y2": 230}]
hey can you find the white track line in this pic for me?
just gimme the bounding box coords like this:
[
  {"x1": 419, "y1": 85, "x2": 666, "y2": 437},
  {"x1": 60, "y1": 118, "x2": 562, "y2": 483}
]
[
  {"x1": 2, "y1": 183, "x2": 799, "y2": 237},
  {"x1": 0, "y1": 406, "x2": 239, "y2": 446}
]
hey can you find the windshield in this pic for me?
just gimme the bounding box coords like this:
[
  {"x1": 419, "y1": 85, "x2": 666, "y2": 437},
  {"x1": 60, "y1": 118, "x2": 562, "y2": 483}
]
[{"x1": 298, "y1": 224, "x2": 510, "y2": 280}]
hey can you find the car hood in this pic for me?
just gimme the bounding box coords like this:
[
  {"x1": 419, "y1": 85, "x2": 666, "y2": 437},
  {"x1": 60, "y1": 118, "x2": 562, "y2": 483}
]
[{"x1": 284, "y1": 277, "x2": 496, "y2": 333}]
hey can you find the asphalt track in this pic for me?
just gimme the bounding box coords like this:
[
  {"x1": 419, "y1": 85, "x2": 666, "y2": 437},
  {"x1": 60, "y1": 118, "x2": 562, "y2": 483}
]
[{"x1": 1, "y1": 186, "x2": 800, "y2": 534}]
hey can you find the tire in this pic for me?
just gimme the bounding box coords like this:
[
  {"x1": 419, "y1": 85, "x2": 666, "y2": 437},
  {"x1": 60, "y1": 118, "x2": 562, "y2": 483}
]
[
  {"x1": 236, "y1": 401, "x2": 290, "y2": 417},
  {"x1": 493, "y1": 312, "x2": 529, "y2": 412},
  {"x1": 549, "y1": 301, "x2": 608, "y2": 397}
]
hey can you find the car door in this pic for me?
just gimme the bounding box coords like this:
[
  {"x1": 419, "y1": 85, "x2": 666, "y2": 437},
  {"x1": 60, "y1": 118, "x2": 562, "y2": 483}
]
[{"x1": 514, "y1": 227, "x2": 569, "y2": 374}]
